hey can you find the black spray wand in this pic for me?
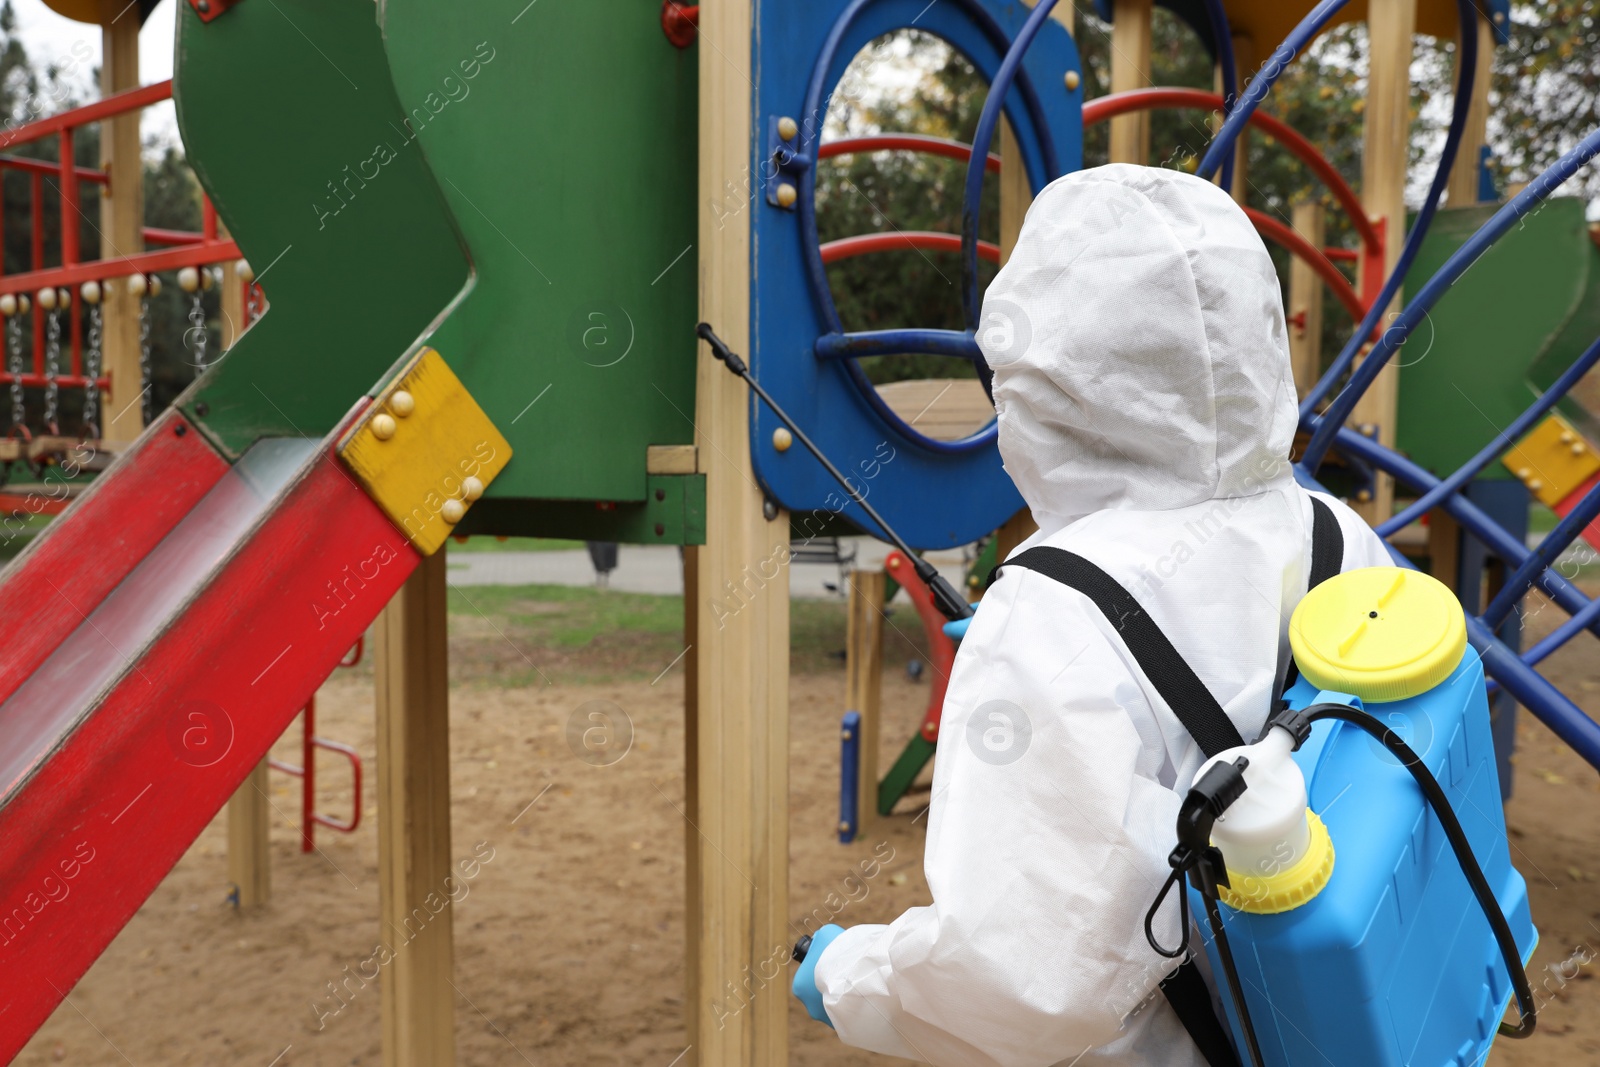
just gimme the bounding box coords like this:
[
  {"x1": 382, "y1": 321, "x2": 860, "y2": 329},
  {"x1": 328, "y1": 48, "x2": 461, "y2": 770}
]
[{"x1": 697, "y1": 322, "x2": 974, "y2": 623}]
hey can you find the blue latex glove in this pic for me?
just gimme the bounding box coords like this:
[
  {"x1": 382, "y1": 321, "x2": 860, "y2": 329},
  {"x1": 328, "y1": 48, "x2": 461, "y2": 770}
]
[
  {"x1": 941, "y1": 603, "x2": 981, "y2": 641},
  {"x1": 792, "y1": 924, "x2": 846, "y2": 1027}
]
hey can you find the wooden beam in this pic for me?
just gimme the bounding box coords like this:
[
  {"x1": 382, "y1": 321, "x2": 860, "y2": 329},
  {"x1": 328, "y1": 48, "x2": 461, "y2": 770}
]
[
  {"x1": 1351, "y1": 0, "x2": 1417, "y2": 524},
  {"x1": 1109, "y1": 0, "x2": 1153, "y2": 164},
  {"x1": 226, "y1": 758, "x2": 271, "y2": 908},
  {"x1": 1215, "y1": 34, "x2": 1255, "y2": 203},
  {"x1": 1427, "y1": 508, "x2": 1462, "y2": 592},
  {"x1": 97, "y1": 0, "x2": 144, "y2": 444},
  {"x1": 845, "y1": 570, "x2": 885, "y2": 836},
  {"x1": 1288, "y1": 199, "x2": 1326, "y2": 396},
  {"x1": 220, "y1": 226, "x2": 243, "y2": 349},
  {"x1": 375, "y1": 550, "x2": 455, "y2": 1067},
  {"x1": 1446, "y1": 14, "x2": 1495, "y2": 207},
  {"x1": 687, "y1": 0, "x2": 790, "y2": 1062}
]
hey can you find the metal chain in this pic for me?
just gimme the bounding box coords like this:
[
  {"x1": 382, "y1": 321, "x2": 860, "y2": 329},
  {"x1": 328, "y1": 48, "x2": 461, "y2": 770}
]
[
  {"x1": 246, "y1": 281, "x2": 263, "y2": 324},
  {"x1": 139, "y1": 294, "x2": 152, "y2": 425},
  {"x1": 43, "y1": 307, "x2": 60, "y2": 432},
  {"x1": 83, "y1": 301, "x2": 102, "y2": 437},
  {"x1": 6, "y1": 315, "x2": 22, "y2": 435},
  {"x1": 188, "y1": 290, "x2": 208, "y2": 377}
]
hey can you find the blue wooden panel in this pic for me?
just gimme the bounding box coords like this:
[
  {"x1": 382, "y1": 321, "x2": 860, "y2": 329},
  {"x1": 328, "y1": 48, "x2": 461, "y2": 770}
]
[{"x1": 751, "y1": 0, "x2": 1082, "y2": 549}]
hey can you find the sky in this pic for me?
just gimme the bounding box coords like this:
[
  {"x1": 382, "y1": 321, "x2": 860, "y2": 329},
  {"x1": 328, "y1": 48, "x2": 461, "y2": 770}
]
[{"x1": 8, "y1": 0, "x2": 178, "y2": 146}]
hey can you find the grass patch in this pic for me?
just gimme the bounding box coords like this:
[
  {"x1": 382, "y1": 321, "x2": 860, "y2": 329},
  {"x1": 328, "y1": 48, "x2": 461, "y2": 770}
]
[
  {"x1": 0, "y1": 512, "x2": 55, "y2": 563},
  {"x1": 447, "y1": 537, "x2": 586, "y2": 554},
  {"x1": 444, "y1": 583, "x2": 933, "y2": 685}
]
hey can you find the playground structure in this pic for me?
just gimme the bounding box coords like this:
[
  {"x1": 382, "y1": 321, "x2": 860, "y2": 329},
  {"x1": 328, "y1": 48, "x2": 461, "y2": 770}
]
[{"x1": 0, "y1": 0, "x2": 1599, "y2": 1064}]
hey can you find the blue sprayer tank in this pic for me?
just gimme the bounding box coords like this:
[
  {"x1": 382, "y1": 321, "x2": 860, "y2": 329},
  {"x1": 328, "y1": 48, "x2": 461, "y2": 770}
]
[{"x1": 1189, "y1": 567, "x2": 1536, "y2": 1066}]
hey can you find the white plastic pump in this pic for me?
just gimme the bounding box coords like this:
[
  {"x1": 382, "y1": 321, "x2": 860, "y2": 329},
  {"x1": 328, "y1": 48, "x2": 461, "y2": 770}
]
[{"x1": 1197, "y1": 725, "x2": 1312, "y2": 883}]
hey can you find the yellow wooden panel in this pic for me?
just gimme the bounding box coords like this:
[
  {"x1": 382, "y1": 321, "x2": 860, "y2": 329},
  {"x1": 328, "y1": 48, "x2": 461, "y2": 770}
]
[
  {"x1": 1504, "y1": 413, "x2": 1600, "y2": 508},
  {"x1": 339, "y1": 347, "x2": 512, "y2": 555}
]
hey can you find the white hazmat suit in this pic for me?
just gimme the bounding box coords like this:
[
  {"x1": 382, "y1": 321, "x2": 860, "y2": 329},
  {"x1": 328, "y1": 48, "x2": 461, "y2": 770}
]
[{"x1": 814, "y1": 165, "x2": 1391, "y2": 1065}]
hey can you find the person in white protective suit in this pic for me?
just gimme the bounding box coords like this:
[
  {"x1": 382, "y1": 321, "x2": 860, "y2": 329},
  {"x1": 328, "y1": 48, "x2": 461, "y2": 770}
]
[{"x1": 798, "y1": 164, "x2": 1394, "y2": 1065}]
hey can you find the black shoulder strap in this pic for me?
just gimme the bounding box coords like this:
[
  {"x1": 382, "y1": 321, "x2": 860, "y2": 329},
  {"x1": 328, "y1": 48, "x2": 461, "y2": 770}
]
[
  {"x1": 989, "y1": 547, "x2": 1245, "y2": 758},
  {"x1": 1159, "y1": 956, "x2": 1243, "y2": 1067},
  {"x1": 1308, "y1": 496, "x2": 1343, "y2": 592},
  {"x1": 987, "y1": 546, "x2": 1247, "y2": 1067}
]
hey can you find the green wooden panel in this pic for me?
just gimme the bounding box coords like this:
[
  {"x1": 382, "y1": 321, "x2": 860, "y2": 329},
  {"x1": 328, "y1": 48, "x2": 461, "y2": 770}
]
[
  {"x1": 1397, "y1": 198, "x2": 1592, "y2": 479},
  {"x1": 455, "y1": 474, "x2": 706, "y2": 545},
  {"x1": 173, "y1": 0, "x2": 469, "y2": 457},
  {"x1": 378, "y1": 0, "x2": 699, "y2": 508}
]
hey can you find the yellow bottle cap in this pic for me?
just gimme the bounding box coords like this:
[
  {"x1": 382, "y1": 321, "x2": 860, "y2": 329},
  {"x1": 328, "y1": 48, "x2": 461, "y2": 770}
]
[
  {"x1": 1289, "y1": 566, "x2": 1467, "y2": 703},
  {"x1": 1219, "y1": 810, "x2": 1335, "y2": 915}
]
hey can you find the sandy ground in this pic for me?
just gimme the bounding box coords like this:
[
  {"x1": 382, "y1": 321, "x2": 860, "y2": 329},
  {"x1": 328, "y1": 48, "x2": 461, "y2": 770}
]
[{"x1": 16, "y1": 601, "x2": 1600, "y2": 1065}]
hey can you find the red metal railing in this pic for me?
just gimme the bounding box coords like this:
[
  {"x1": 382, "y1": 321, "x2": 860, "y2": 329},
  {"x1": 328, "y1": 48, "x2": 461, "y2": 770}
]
[
  {"x1": 0, "y1": 80, "x2": 242, "y2": 398},
  {"x1": 819, "y1": 134, "x2": 1004, "y2": 175},
  {"x1": 820, "y1": 230, "x2": 1002, "y2": 265},
  {"x1": 269, "y1": 638, "x2": 365, "y2": 853}
]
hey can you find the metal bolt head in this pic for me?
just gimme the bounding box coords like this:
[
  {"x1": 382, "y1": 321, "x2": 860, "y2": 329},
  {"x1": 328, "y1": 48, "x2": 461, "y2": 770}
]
[
  {"x1": 1529, "y1": 479, "x2": 1545, "y2": 492},
  {"x1": 390, "y1": 389, "x2": 416, "y2": 417},
  {"x1": 762, "y1": 498, "x2": 779, "y2": 521},
  {"x1": 462, "y1": 475, "x2": 485, "y2": 501},
  {"x1": 772, "y1": 427, "x2": 793, "y2": 452},
  {"x1": 1356, "y1": 489, "x2": 1373, "y2": 503},
  {"x1": 371, "y1": 413, "x2": 397, "y2": 441},
  {"x1": 1572, "y1": 442, "x2": 1587, "y2": 456},
  {"x1": 198, "y1": 0, "x2": 211, "y2": 11},
  {"x1": 777, "y1": 116, "x2": 798, "y2": 141},
  {"x1": 441, "y1": 498, "x2": 466, "y2": 524},
  {"x1": 775, "y1": 183, "x2": 798, "y2": 208},
  {"x1": 1064, "y1": 70, "x2": 1080, "y2": 91}
]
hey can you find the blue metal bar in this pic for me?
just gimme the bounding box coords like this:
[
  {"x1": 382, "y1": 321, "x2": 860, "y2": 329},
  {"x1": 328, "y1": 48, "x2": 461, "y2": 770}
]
[
  {"x1": 1522, "y1": 593, "x2": 1600, "y2": 669},
  {"x1": 1482, "y1": 480, "x2": 1600, "y2": 629},
  {"x1": 1377, "y1": 332, "x2": 1600, "y2": 537},
  {"x1": 1303, "y1": 122, "x2": 1600, "y2": 473},
  {"x1": 960, "y1": 0, "x2": 1063, "y2": 333},
  {"x1": 1327, "y1": 427, "x2": 1600, "y2": 636},
  {"x1": 1196, "y1": 0, "x2": 1349, "y2": 181},
  {"x1": 1200, "y1": 0, "x2": 1238, "y2": 193},
  {"x1": 1298, "y1": 0, "x2": 1481, "y2": 423},
  {"x1": 840, "y1": 710, "x2": 862, "y2": 843},
  {"x1": 814, "y1": 328, "x2": 983, "y2": 362},
  {"x1": 1300, "y1": 468, "x2": 1600, "y2": 771}
]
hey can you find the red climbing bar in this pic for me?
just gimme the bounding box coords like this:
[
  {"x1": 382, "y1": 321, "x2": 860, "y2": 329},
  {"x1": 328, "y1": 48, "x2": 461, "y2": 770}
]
[
  {"x1": 820, "y1": 134, "x2": 1003, "y2": 174},
  {"x1": 1244, "y1": 208, "x2": 1365, "y2": 321},
  {"x1": 821, "y1": 230, "x2": 1002, "y2": 265}
]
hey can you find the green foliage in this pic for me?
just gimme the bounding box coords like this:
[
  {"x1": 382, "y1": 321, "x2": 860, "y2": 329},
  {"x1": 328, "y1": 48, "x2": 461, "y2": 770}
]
[{"x1": 1489, "y1": 2, "x2": 1600, "y2": 199}]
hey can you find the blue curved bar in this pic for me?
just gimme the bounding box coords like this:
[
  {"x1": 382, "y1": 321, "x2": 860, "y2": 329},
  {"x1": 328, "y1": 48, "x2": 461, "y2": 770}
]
[
  {"x1": 1522, "y1": 595, "x2": 1600, "y2": 669},
  {"x1": 1196, "y1": 0, "x2": 1349, "y2": 181},
  {"x1": 959, "y1": 0, "x2": 1063, "y2": 330},
  {"x1": 814, "y1": 328, "x2": 983, "y2": 362},
  {"x1": 1303, "y1": 122, "x2": 1600, "y2": 472},
  {"x1": 1299, "y1": 0, "x2": 1480, "y2": 421},
  {"x1": 1378, "y1": 332, "x2": 1600, "y2": 537}
]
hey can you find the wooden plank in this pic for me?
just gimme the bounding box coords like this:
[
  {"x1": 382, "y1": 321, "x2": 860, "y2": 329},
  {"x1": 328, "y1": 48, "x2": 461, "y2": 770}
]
[
  {"x1": 227, "y1": 759, "x2": 271, "y2": 908},
  {"x1": 994, "y1": 508, "x2": 1038, "y2": 563},
  {"x1": 648, "y1": 443, "x2": 698, "y2": 475},
  {"x1": 1288, "y1": 199, "x2": 1326, "y2": 396},
  {"x1": 1109, "y1": 0, "x2": 1153, "y2": 165},
  {"x1": 1427, "y1": 508, "x2": 1461, "y2": 591},
  {"x1": 1446, "y1": 14, "x2": 1494, "y2": 208},
  {"x1": 375, "y1": 548, "x2": 455, "y2": 1067},
  {"x1": 97, "y1": 0, "x2": 144, "y2": 444},
  {"x1": 688, "y1": 0, "x2": 790, "y2": 1061},
  {"x1": 1351, "y1": 0, "x2": 1417, "y2": 523},
  {"x1": 1215, "y1": 33, "x2": 1255, "y2": 203},
  {"x1": 845, "y1": 570, "x2": 885, "y2": 837}
]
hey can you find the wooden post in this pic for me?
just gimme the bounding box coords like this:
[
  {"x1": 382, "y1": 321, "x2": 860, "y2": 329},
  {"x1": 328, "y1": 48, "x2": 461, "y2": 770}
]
[
  {"x1": 1288, "y1": 199, "x2": 1326, "y2": 396},
  {"x1": 1109, "y1": 0, "x2": 1152, "y2": 165},
  {"x1": 97, "y1": 0, "x2": 144, "y2": 444},
  {"x1": 687, "y1": 0, "x2": 790, "y2": 1062},
  {"x1": 845, "y1": 570, "x2": 885, "y2": 835},
  {"x1": 1351, "y1": 0, "x2": 1417, "y2": 524},
  {"x1": 1427, "y1": 508, "x2": 1462, "y2": 592},
  {"x1": 226, "y1": 760, "x2": 271, "y2": 908},
  {"x1": 1446, "y1": 13, "x2": 1495, "y2": 207},
  {"x1": 375, "y1": 550, "x2": 455, "y2": 1067}
]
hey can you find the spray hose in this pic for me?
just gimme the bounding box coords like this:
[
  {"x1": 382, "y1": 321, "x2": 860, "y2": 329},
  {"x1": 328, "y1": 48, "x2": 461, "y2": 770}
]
[{"x1": 1145, "y1": 703, "x2": 1536, "y2": 1067}]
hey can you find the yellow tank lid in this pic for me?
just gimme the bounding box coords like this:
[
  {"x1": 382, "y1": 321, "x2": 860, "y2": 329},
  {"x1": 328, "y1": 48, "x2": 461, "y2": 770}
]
[{"x1": 1289, "y1": 567, "x2": 1467, "y2": 703}]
